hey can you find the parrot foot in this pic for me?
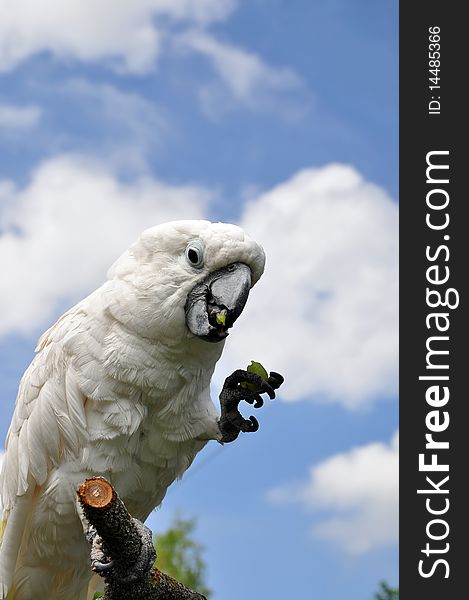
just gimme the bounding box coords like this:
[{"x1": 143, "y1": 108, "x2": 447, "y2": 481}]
[
  {"x1": 218, "y1": 369, "x2": 284, "y2": 443},
  {"x1": 88, "y1": 519, "x2": 156, "y2": 584},
  {"x1": 88, "y1": 525, "x2": 115, "y2": 575}
]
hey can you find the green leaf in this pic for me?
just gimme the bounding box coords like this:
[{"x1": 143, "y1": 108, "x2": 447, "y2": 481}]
[
  {"x1": 374, "y1": 580, "x2": 399, "y2": 600},
  {"x1": 247, "y1": 360, "x2": 269, "y2": 381},
  {"x1": 240, "y1": 360, "x2": 269, "y2": 392},
  {"x1": 154, "y1": 515, "x2": 211, "y2": 598}
]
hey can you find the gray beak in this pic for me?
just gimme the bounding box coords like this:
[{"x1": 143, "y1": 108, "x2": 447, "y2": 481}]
[{"x1": 185, "y1": 263, "x2": 252, "y2": 342}]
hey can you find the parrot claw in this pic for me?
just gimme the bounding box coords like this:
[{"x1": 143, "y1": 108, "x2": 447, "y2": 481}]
[
  {"x1": 92, "y1": 558, "x2": 116, "y2": 573},
  {"x1": 88, "y1": 525, "x2": 115, "y2": 576},
  {"x1": 268, "y1": 371, "x2": 285, "y2": 390},
  {"x1": 218, "y1": 369, "x2": 283, "y2": 443},
  {"x1": 113, "y1": 519, "x2": 156, "y2": 584},
  {"x1": 88, "y1": 519, "x2": 156, "y2": 584}
]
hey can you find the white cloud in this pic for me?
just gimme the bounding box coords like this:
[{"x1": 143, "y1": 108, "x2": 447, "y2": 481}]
[
  {"x1": 0, "y1": 154, "x2": 211, "y2": 337},
  {"x1": 0, "y1": 0, "x2": 236, "y2": 73},
  {"x1": 0, "y1": 1, "x2": 305, "y2": 118},
  {"x1": 268, "y1": 432, "x2": 399, "y2": 555},
  {"x1": 215, "y1": 164, "x2": 398, "y2": 408},
  {"x1": 179, "y1": 30, "x2": 301, "y2": 99},
  {"x1": 177, "y1": 30, "x2": 305, "y2": 117},
  {"x1": 60, "y1": 79, "x2": 170, "y2": 162},
  {"x1": 0, "y1": 103, "x2": 42, "y2": 129},
  {"x1": 64, "y1": 79, "x2": 168, "y2": 137}
]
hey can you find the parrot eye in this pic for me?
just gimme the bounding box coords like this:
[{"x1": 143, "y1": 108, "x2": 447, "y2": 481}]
[{"x1": 185, "y1": 241, "x2": 204, "y2": 269}]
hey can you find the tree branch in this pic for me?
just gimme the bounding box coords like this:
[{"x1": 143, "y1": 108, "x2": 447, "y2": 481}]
[{"x1": 77, "y1": 477, "x2": 207, "y2": 600}]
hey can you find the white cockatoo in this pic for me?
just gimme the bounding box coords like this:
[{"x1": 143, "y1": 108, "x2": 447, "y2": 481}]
[{"x1": 0, "y1": 220, "x2": 282, "y2": 600}]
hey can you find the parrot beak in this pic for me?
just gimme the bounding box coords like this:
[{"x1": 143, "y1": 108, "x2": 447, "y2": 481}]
[{"x1": 185, "y1": 262, "x2": 252, "y2": 342}]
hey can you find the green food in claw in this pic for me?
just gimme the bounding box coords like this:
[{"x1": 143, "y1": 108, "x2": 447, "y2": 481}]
[
  {"x1": 247, "y1": 360, "x2": 269, "y2": 381},
  {"x1": 215, "y1": 312, "x2": 226, "y2": 326},
  {"x1": 241, "y1": 360, "x2": 269, "y2": 392}
]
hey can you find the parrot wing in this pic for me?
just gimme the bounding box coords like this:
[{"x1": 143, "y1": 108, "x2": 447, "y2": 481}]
[{"x1": 0, "y1": 306, "x2": 91, "y2": 597}]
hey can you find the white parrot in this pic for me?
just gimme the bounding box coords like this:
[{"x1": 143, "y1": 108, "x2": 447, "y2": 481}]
[{"x1": 0, "y1": 220, "x2": 282, "y2": 600}]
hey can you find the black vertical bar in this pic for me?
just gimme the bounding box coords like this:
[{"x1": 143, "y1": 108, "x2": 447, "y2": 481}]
[{"x1": 400, "y1": 2, "x2": 466, "y2": 598}]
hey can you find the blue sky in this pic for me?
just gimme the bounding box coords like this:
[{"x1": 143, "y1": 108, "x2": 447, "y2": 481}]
[{"x1": 0, "y1": 1, "x2": 398, "y2": 599}]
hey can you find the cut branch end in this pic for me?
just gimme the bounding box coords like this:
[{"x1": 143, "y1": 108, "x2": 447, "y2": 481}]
[{"x1": 78, "y1": 477, "x2": 114, "y2": 509}]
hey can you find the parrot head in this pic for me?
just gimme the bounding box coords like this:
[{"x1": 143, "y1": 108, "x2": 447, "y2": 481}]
[
  {"x1": 107, "y1": 220, "x2": 265, "y2": 344},
  {"x1": 184, "y1": 259, "x2": 251, "y2": 343}
]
